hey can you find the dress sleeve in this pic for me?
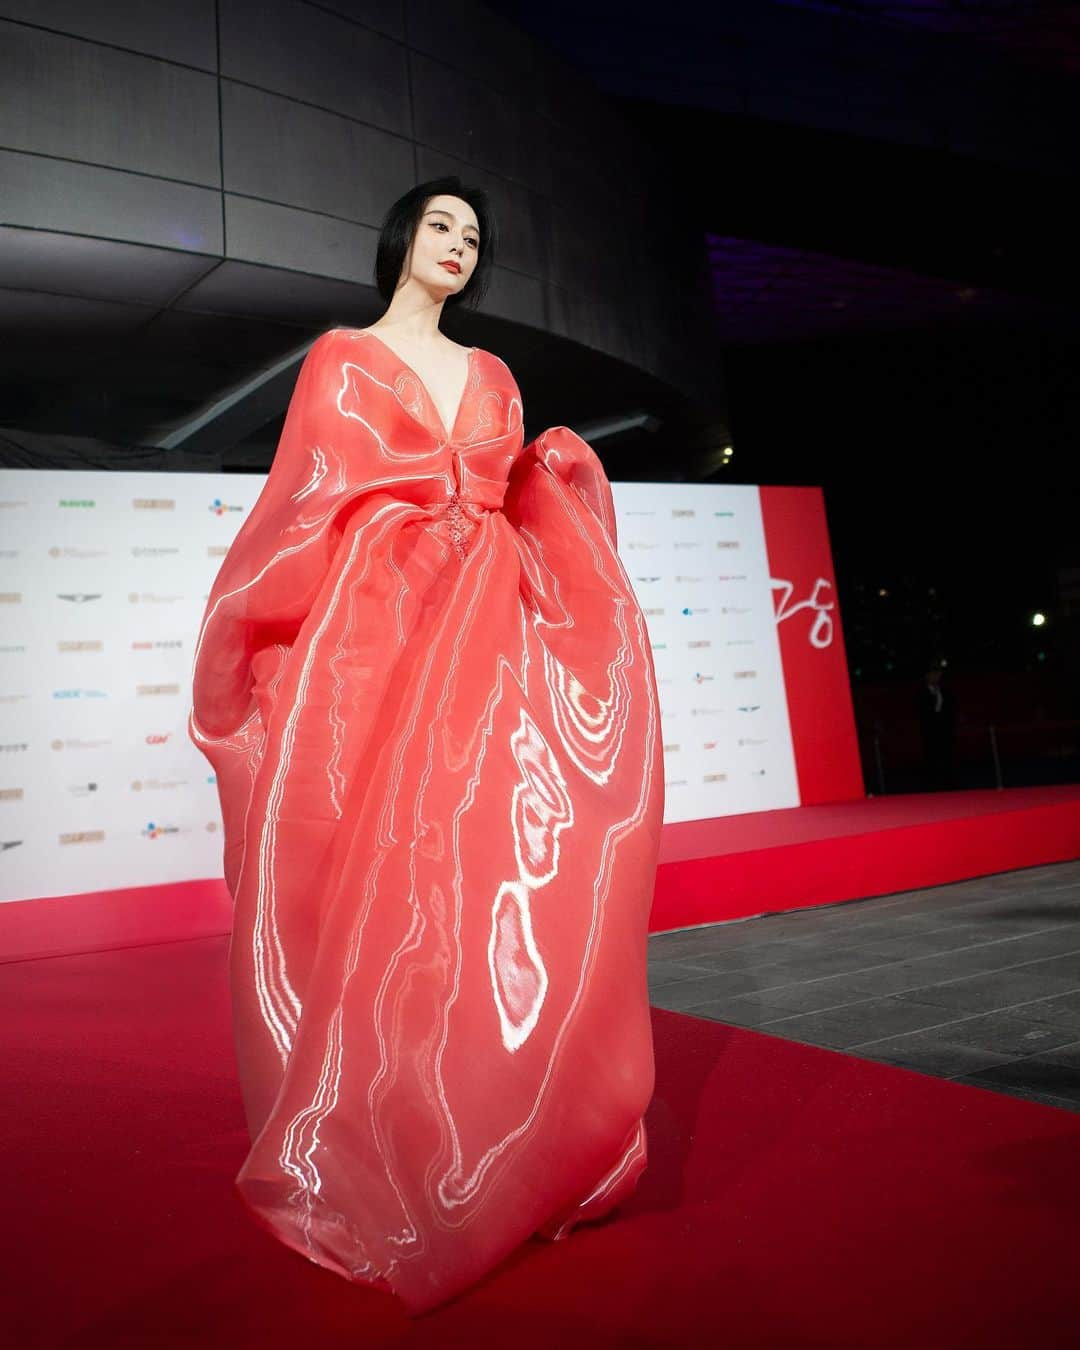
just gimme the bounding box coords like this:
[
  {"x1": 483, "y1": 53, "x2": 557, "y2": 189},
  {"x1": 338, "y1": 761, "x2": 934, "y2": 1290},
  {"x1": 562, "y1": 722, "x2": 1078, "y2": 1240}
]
[
  {"x1": 524, "y1": 425, "x2": 618, "y2": 550},
  {"x1": 189, "y1": 329, "x2": 346, "y2": 745}
]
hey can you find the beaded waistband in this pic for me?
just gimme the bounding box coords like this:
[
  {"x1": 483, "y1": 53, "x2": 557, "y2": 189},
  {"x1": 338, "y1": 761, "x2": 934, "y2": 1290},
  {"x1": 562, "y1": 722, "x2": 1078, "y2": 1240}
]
[{"x1": 442, "y1": 489, "x2": 494, "y2": 560}]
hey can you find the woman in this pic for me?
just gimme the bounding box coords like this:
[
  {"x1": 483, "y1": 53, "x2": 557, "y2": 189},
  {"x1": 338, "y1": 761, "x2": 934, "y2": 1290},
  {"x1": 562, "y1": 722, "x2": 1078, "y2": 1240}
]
[{"x1": 189, "y1": 176, "x2": 665, "y2": 1314}]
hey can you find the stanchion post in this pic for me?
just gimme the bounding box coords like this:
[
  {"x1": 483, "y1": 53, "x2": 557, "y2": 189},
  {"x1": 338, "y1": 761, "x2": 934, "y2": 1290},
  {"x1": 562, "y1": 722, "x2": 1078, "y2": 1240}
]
[
  {"x1": 989, "y1": 724, "x2": 1004, "y2": 790},
  {"x1": 873, "y1": 732, "x2": 886, "y2": 795}
]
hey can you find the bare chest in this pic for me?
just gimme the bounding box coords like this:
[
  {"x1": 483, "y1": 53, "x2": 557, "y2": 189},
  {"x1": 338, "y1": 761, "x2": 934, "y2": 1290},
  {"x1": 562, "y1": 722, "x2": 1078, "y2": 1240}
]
[{"x1": 371, "y1": 334, "x2": 473, "y2": 438}]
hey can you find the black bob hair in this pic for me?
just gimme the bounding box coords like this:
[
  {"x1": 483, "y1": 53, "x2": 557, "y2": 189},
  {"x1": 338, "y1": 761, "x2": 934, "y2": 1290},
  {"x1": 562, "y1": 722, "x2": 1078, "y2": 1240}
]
[{"x1": 374, "y1": 176, "x2": 498, "y2": 311}]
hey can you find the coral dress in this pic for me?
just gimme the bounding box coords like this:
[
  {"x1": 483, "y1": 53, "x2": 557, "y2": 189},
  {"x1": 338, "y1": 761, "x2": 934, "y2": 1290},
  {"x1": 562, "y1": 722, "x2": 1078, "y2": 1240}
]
[{"x1": 188, "y1": 327, "x2": 664, "y2": 1314}]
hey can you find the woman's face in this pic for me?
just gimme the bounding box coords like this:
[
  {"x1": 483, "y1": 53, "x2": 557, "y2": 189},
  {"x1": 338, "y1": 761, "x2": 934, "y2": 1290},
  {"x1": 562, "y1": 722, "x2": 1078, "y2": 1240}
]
[{"x1": 402, "y1": 194, "x2": 481, "y2": 298}]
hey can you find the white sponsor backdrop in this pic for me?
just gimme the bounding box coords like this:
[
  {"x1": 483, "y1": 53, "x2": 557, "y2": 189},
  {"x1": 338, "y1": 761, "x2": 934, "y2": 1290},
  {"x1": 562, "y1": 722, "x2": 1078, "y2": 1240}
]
[
  {"x1": 0, "y1": 470, "x2": 798, "y2": 904},
  {"x1": 612, "y1": 481, "x2": 799, "y2": 824}
]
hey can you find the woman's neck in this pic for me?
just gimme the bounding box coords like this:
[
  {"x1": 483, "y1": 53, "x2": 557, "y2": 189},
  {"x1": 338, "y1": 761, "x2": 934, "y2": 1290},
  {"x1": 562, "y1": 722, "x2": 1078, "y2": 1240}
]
[{"x1": 372, "y1": 290, "x2": 447, "y2": 346}]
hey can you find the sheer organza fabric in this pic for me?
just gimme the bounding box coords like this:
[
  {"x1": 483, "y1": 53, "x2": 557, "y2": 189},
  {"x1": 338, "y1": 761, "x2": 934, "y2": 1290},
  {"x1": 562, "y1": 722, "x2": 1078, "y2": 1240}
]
[{"x1": 189, "y1": 328, "x2": 664, "y2": 1313}]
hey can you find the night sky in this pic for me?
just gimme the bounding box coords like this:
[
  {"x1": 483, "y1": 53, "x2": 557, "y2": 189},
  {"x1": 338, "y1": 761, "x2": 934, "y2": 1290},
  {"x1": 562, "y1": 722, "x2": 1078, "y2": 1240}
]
[{"x1": 479, "y1": 1, "x2": 1080, "y2": 708}]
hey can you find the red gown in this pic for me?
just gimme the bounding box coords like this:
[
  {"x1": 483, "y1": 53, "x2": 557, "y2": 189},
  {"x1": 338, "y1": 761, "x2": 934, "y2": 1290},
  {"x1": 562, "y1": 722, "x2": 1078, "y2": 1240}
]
[{"x1": 188, "y1": 327, "x2": 665, "y2": 1314}]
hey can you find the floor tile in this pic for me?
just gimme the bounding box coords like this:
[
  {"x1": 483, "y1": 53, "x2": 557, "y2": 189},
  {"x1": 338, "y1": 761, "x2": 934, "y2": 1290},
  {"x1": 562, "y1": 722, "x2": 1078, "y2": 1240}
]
[
  {"x1": 676, "y1": 994, "x2": 798, "y2": 1027},
  {"x1": 855, "y1": 1011, "x2": 1078, "y2": 1058},
  {"x1": 961, "y1": 1058, "x2": 1080, "y2": 1106},
  {"x1": 891, "y1": 967, "x2": 1078, "y2": 1015},
  {"x1": 1008, "y1": 992, "x2": 1080, "y2": 1033},
  {"x1": 855, "y1": 1038, "x2": 1017, "y2": 1079},
  {"x1": 646, "y1": 958, "x2": 727, "y2": 987},
  {"x1": 753, "y1": 997, "x2": 955, "y2": 1048},
  {"x1": 851, "y1": 923, "x2": 1012, "y2": 960},
  {"x1": 649, "y1": 971, "x2": 763, "y2": 1012},
  {"x1": 948, "y1": 1075, "x2": 1080, "y2": 1113}
]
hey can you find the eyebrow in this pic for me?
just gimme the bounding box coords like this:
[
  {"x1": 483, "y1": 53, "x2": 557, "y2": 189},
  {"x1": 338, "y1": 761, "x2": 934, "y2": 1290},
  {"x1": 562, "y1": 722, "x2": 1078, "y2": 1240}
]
[{"x1": 425, "y1": 209, "x2": 480, "y2": 236}]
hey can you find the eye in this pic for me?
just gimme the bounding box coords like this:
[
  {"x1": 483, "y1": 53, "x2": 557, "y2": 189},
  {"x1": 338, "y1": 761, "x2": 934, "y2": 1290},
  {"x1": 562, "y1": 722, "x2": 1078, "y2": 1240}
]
[{"x1": 431, "y1": 221, "x2": 479, "y2": 248}]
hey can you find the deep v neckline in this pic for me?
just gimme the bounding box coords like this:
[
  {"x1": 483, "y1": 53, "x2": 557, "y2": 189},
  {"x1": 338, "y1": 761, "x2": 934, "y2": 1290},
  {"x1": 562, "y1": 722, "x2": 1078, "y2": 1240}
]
[{"x1": 361, "y1": 330, "x2": 476, "y2": 441}]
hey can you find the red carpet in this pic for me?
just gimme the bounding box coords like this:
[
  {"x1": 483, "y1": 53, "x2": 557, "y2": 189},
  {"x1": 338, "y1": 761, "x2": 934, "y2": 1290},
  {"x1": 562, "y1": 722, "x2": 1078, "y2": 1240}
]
[{"x1": 4, "y1": 934, "x2": 1079, "y2": 1348}]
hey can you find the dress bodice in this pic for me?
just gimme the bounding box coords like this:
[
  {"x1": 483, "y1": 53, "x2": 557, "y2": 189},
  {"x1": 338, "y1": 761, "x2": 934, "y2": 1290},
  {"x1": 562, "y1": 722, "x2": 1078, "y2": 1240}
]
[
  {"x1": 189, "y1": 324, "x2": 620, "y2": 742},
  {"x1": 327, "y1": 328, "x2": 525, "y2": 512}
]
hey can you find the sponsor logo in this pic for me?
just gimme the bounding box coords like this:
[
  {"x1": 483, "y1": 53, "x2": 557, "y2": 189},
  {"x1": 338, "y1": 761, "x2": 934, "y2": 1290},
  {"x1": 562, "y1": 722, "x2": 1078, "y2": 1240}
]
[
  {"x1": 67, "y1": 782, "x2": 99, "y2": 797},
  {"x1": 145, "y1": 733, "x2": 172, "y2": 745},
  {"x1": 704, "y1": 772, "x2": 728, "y2": 783},
  {"x1": 662, "y1": 743, "x2": 680, "y2": 754},
  {"x1": 58, "y1": 640, "x2": 104, "y2": 652},
  {"x1": 0, "y1": 593, "x2": 22, "y2": 604},
  {"x1": 687, "y1": 639, "x2": 711, "y2": 649},
  {"x1": 210, "y1": 499, "x2": 243, "y2": 515},
  {"x1": 136, "y1": 683, "x2": 181, "y2": 697},
  {"x1": 49, "y1": 546, "x2": 108, "y2": 558},
  {"x1": 690, "y1": 707, "x2": 722, "y2": 716},
  {"x1": 52, "y1": 688, "x2": 108, "y2": 699},
  {"x1": 623, "y1": 509, "x2": 656, "y2": 516},
  {"x1": 0, "y1": 787, "x2": 23, "y2": 801},
  {"x1": 692, "y1": 672, "x2": 715, "y2": 684},
  {"x1": 650, "y1": 642, "x2": 668, "y2": 651},
  {"x1": 59, "y1": 499, "x2": 95, "y2": 508},
  {"x1": 726, "y1": 639, "x2": 755, "y2": 646},
  {"x1": 681, "y1": 607, "x2": 710, "y2": 616},
  {"x1": 142, "y1": 820, "x2": 181, "y2": 838},
  {"x1": 750, "y1": 769, "x2": 767, "y2": 777},
  {"x1": 737, "y1": 704, "x2": 760, "y2": 713},
  {"x1": 718, "y1": 574, "x2": 747, "y2": 581},
  {"x1": 132, "y1": 778, "x2": 187, "y2": 791},
  {"x1": 131, "y1": 639, "x2": 183, "y2": 650},
  {"x1": 60, "y1": 829, "x2": 105, "y2": 844},
  {"x1": 1, "y1": 839, "x2": 23, "y2": 851},
  {"x1": 664, "y1": 778, "x2": 688, "y2": 787},
  {"x1": 0, "y1": 500, "x2": 30, "y2": 509},
  {"x1": 643, "y1": 607, "x2": 665, "y2": 616},
  {"x1": 634, "y1": 576, "x2": 661, "y2": 584},
  {"x1": 0, "y1": 644, "x2": 27, "y2": 653},
  {"x1": 133, "y1": 498, "x2": 175, "y2": 511},
  {"x1": 714, "y1": 510, "x2": 735, "y2": 517},
  {"x1": 129, "y1": 593, "x2": 182, "y2": 604},
  {"x1": 206, "y1": 821, "x2": 219, "y2": 832},
  {"x1": 207, "y1": 545, "x2": 228, "y2": 558},
  {"x1": 675, "y1": 575, "x2": 703, "y2": 583},
  {"x1": 51, "y1": 737, "x2": 112, "y2": 750},
  {"x1": 716, "y1": 541, "x2": 740, "y2": 550},
  {"x1": 733, "y1": 670, "x2": 758, "y2": 679},
  {"x1": 132, "y1": 546, "x2": 180, "y2": 557},
  {"x1": 624, "y1": 540, "x2": 657, "y2": 550},
  {"x1": 704, "y1": 740, "x2": 718, "y2": 749},
  {"x1": 672, "y1": 509, "x2": 696, "y2": 518},
  {"x1": 738, "y1": 737, "x2": 767, "y2": 746},
  {"x1": 58, "y1": 593, "x2": 102, "y2": 603},
  {"x1": 721, "y1": 606, "x2": 750, "y2": 615},
  {"x1": 0, "y1": 693, "x2": 29, "y2": 702},
  {"x1": 0, "y1": 548, "x2": 18, "y2": 558},
  {"x1": 673, "y1": 541, "x2": 702, "y2": 550},
  {"x1": 0, "y1": 743, "x2": 28, "y2": 753}
]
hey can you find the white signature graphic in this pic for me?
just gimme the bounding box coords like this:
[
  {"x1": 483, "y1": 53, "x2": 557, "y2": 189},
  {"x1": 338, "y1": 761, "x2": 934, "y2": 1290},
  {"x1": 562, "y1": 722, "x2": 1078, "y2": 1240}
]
[{"x1": 771, "y1": 577, "x2": 834, "y2": 649}]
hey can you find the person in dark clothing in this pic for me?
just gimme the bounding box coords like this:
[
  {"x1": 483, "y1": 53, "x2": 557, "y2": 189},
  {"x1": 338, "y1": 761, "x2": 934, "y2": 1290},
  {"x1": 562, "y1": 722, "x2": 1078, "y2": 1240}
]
[{"x1": 916, "y1": 665, "x2": 957, "y2": 791}]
